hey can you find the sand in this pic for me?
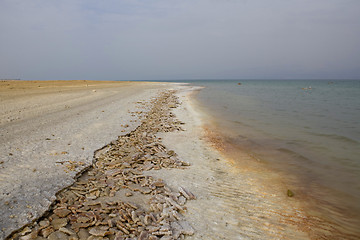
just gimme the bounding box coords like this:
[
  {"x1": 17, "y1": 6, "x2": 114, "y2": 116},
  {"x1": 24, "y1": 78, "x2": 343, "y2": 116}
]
[
  {"x1": 1, "y1": 80, "x2": 320, "y2": 239},
  {"x1": 151, "y1": 88, "x2": 313, "y2": 239},
  {"x1": 0, "y1": 80, "x2": 172, "y2": 239}
]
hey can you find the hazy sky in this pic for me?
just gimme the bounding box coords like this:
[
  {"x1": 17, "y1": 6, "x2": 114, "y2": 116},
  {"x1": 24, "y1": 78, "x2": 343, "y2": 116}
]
[{"x1": 1, "y1": 0, "x2": 360, "y2": 80}]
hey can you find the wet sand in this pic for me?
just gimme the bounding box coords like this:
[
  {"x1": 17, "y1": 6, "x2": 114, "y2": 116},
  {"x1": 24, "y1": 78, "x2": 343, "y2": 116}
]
[
  {"x1": 180, "y1": 90, "x2": 360, "y2": 239},
  {"x1": 156, "y1": 89, "x2": 312, "y2": 239}
]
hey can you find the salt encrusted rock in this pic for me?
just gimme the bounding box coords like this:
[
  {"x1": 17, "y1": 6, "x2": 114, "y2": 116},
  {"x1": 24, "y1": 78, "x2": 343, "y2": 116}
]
[
  {"x1": 48, "y1": 230, "x2": 68, "y2": 240},
  {"x1": 39, "y1": 219, "x2": 50, "y2": 229},
  {"x1": 19, "y1": 231, "x2": 38, "y2": 240},
  {"x1": 114, "y1": 232, "x2": 125, "y2": 240},
  {"x1": 77, "y1": 228, "x2": 90, "y2": 240},
  {"x1": 139, "y1": 230, "x2": 149, "y2": 240},
  {"x1": 59, "y1": 227, "x2": 76, "y2": 235},
  {"x1": 178, "y1": 187, "x2": 196, "y2": 200},
  {"x1": 51, "y1": 218, "x2": 68, "y2": 230},
  {"x1": 19, "y1": 226, "x2": 32, "y2": 237},
  {"x1": 40, "y1": 226, "x2": 54, "y2": 238},
  {"x1": 89, "y1": 226, "x2": 111, "y2": 237},
  {"x1": 54, "y1": 207, "x2": 71, "y2": 218}
]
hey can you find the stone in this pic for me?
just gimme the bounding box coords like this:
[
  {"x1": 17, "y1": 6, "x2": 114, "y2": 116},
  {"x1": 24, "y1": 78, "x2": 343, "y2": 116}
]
[
  {"x1": 54, "y1": 207, "x2": 71, "y2": 217},
  {"x1": 51, "y1": 218, "x2": 68, "y2": 230},
  {"x1": 287, "y1": 189, "x2": 294, "y2": 197},
  {"x1": 59, "y1": 227, "x2": 76, "y2": 235},
  {"x1": 89, "y1": 226, "x2": 110, "y2": 237},
  {"x1": 40, "y1": 226, "x2": 54, "y2": 238},
  {"x1": 48, "y1": 231, "x2": 69, "y2": 240},
  {"x1": 39, "y1": 220, "x2": 50, "y2": 229},
  {"x1": 77, "y1": 228, "x2": 90, "y2": 240}
]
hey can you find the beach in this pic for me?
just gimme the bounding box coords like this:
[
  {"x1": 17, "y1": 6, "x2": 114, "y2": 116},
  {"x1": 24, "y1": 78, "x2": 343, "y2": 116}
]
[
  {"x1": 1, "y1": 80, "x2": 355, "y2": 239},
  {"x1": 0, "y1": 80, "x2": 172, "y2": 239}
]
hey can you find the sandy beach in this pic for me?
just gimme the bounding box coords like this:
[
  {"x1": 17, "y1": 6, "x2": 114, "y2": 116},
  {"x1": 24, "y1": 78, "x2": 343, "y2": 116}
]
[
  {"x1": 0, "y1": 80, "x2": 172, "y2": 239},
  {"x1": 2, "y1": 80, "x2": 349, "y2": 240}
]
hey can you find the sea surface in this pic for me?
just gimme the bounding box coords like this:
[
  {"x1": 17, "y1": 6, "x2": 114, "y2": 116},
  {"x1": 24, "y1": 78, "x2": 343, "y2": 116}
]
[{"x1": 183, "y1": 79, "x2": 360, "y2": 236}]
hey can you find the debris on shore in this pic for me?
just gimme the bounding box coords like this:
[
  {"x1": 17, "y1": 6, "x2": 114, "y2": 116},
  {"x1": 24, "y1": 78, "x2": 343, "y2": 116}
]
[{"x1": 8, "y1": 90, "x2": 195, "y2": 240}]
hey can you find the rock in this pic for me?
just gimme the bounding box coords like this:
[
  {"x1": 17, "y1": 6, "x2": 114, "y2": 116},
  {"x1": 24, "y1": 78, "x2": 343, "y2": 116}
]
[
  {"x1": 19, "y1": 230, "x2": 38, "y2": 240},
  {"x1": 178, "y1": 187, "x2": 190, "y2": 199},
  {"x1": 48, "y1": 231, "x2": 69, "y2": 240},
  {"x1": 59, "y1": 227, "x2": 76, "y2": 235},
  {"x1": 113, "y1": 231, "x2": 124, "y2": 240},
  {"x1": 51, "y1": 218, "x2": 68, "y2": 230},
  {"x1": 89, "y1": 226, "x2": 110, "y2": 237},
  {"x1": 287, "y1": 189, "x2": 294, "y2": 197},
  {"x1": 68, "y1": 236, "x2": 79, "y2": 240},
  {"x1": 40, "y1": 226, "x2": 54, "y2": 238},
  {"x1": 54, "y1": 207, "x2": 71, "y2": 217},
  {"x1": 77, "y1": 228, "x2": 90, "y2": 240},
  {"x1": 19, "y1": 227, "x2": 33, "y2": 237},
  {"x1": 138, "y1": 230, "x2": 149, "y2": 240},
  {"x1": 39, "y1": 220, "x2": 50, "y2": 229}
]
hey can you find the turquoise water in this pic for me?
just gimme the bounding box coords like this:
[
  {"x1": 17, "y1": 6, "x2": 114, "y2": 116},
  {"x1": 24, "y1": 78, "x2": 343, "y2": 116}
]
[{"x1": 184, "y1": 79, "x2": 360, "y2": 233}]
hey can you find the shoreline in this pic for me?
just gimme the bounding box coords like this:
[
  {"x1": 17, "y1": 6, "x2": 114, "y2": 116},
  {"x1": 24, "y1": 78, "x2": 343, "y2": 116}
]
[
  {"x1": 162, "y1": 88, "x2": 312, "y2": 239},
  {"x1": 2, "y1": 80, "x2": 357, "y2": 239},
  {"x1": 188, "y1": 86, "x2": 360, "y2": 239}
]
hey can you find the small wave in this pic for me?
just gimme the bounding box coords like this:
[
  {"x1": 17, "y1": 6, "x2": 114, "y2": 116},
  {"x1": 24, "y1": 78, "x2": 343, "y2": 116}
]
[
  {"x1": 307, "y1": 132, "x2": 359, "y2": 145},
  {"x1": 276, "y1": 148, "x2": 313, "y2": 164},
  {"x1": 232, "y1": 120, "x2": 252, "y2": 127}
]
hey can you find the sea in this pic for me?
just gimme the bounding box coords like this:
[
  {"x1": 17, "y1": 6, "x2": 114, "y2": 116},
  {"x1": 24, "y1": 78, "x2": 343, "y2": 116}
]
[
  {"x1": 155, "y1": 79, "x2": 360, "y2": 236},
  {"x1": 143, "y1": 79, "x2": 360, "y2": 237}
]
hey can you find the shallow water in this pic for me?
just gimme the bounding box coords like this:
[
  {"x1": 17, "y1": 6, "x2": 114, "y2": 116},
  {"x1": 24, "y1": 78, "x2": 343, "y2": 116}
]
[{"x1": 186, "y1": 79, "x2": 360, "y2": 237}]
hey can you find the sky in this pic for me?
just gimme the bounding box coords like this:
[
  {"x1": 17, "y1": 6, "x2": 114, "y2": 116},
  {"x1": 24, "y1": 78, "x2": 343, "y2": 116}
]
[{"x1": 1, "y1": 0, "x2": 360, "y2": 80}]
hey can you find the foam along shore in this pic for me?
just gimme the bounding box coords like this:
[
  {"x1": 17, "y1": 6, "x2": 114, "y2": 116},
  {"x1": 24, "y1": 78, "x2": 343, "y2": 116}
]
[{"x1": 0, "y1": 80, "x2": 175, "y2": 239}]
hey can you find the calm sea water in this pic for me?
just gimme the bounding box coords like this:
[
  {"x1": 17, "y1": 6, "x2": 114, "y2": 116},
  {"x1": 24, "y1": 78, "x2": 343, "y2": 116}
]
[
  {"x1": 182, "y1": 79, "x2": 360, "y2": 234},
  {"x1": 142, "y1": 79, "x2": 360, "y2": 235}
]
